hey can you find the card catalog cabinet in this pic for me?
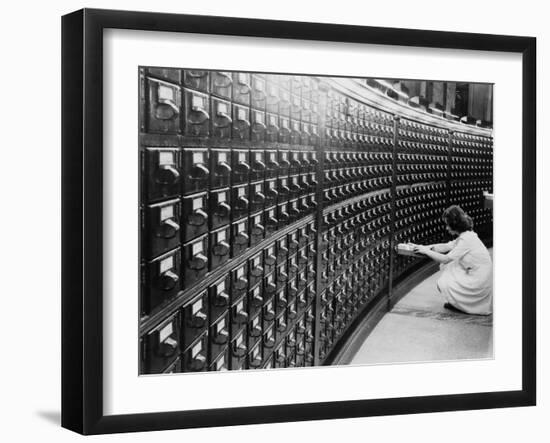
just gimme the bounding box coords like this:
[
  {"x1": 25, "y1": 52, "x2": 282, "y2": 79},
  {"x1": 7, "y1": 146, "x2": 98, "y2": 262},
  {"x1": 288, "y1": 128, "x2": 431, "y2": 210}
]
[{"x1": 139, "y1": 68, "x2": 493, "y2": 373}]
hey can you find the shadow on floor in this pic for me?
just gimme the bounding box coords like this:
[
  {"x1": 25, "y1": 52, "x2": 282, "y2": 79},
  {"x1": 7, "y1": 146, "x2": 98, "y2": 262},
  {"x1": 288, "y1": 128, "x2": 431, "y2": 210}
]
[{"x1": 36, "y1": 410, "x2": 61, "y2": 426}]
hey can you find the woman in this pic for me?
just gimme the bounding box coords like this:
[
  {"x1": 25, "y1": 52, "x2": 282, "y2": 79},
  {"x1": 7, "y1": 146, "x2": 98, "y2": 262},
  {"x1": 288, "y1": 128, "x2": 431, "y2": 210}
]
[{"x1": 410, "y1": 205, "x2": 493, "y2": 315}]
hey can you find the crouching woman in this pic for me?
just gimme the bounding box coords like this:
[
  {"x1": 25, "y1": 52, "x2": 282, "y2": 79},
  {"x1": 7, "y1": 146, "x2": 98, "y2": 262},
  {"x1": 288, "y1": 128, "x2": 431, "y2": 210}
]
[{"x1": 411, "y1": 205, "x2": 493, "y2": 315}]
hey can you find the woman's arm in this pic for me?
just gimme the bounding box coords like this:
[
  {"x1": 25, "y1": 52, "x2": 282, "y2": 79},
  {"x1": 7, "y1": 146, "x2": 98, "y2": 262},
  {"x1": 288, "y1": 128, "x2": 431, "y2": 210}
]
[
  {"x1": 413, "y1": 245, "x2": 454, "y2": 264},
  {"x1": 426, "y1": 243, "x2": 453, "y2": 254}
]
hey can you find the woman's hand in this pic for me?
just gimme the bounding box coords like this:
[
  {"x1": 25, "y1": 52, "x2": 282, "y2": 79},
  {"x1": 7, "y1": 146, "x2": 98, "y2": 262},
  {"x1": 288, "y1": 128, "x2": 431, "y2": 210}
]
[{"x1": 408, "y1": 243, "x2": 453, "y2": 265}]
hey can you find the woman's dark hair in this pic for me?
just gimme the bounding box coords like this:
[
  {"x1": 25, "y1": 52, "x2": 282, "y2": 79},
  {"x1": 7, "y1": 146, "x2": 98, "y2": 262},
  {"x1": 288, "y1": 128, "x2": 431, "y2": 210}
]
[{"x1": 442, "y1": 205, "x2": 474, "y2": 233}]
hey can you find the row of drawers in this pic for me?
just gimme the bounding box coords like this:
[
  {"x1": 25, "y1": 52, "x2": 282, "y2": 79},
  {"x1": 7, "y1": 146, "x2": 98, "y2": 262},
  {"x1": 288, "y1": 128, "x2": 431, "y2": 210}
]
[
  {"x1": 395, "y1": 182, "x2": 445, "y2": 199},
  {"x1": 322, "y1": 192, "x2": 391, "y2": 227},
  {"x1": 326, "y1": 101, "x2": 392, "y2": 127},
  {"x1": 143, "y1": 76, "x2": 325, "y2": 139},
  {"x1": 450, "y1": 170, "x2": 493, "y2": 180},
  {"x1": 324, "y1": 165, "x2": 392, "y2": 182},
  {"x1": 396, "y1": 153, "x2": 448, "y2": 164},
  {"x1": 395, "y1": 188, "x2": 445, "y2": 207},
  {"x1": 452, "y1": 139, "x2": 493, "y2": 150},
  {"x1": 451, "y1": 148, "x2": 493, "y2": 158},
  {"x1": 451, "y1": 156, "x2": 492, "y2": 166},
  {"x1": 450, "y1": 180, "x2": 493, "y2": 192},
  {"x1": 396, "y1": 141, "x2": 450, "y2": 154},
  {"x1": 324, "y1": 150, "x2": 392, "y2": 165},
  {"x1": 147, "y1": 69, "x2": 496, "y2": 152},
  {"x1": 141, "y1": 143, "x2": 490, "y2": 205},
  {"x1": 145, "y1": 69, "x2": 321, "y2": 107},
  {"x1": 142, "y1": 146, "x2": 318, "y2": 203},
  {"x1": 395, "y1": 199, "x2": 447, "y2": 219},
  {"x1": 398, "y1": 119, "x2": 449, "y2": 137},
  {"x1": 143, "y1": 187, "x2": 317, "y2": 259},
  {"x1": 141, "y1": 220, "x2": 318, "y2": 316},
  {"x1": 323, "y1": 177, "x2": 393, "y2": 202},
  {"x1": 142, "y1": 69, "x2": 492, "y2": 149},
  {"x1": 323, "y1": 130, "x2": 393, "y2": 149},
  {"x1": 397, "y1": 130, "x2": 448, "y2": 145},
  {"x1": 398, "y1": 121, "x2": 492, "y2": 150},
  {"x1": 144, "y1": 145, "x2": 450, "y2": 205},
  {"x1": 396, "y1": 164, "x2": 448, "y2": 173}
]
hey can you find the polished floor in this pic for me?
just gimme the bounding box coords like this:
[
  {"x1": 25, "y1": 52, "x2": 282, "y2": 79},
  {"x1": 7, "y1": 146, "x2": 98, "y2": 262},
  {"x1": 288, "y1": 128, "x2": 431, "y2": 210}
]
[{"x1": 350, "y1": 256, "x2": 493, "y2": 365}]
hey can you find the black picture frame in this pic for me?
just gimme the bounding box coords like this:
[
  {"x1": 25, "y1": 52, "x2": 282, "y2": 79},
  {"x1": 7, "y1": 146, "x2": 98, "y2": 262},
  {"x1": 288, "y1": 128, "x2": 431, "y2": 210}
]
[{"x1": 62, "y1": 8, "x2": 536, "y2": 435}]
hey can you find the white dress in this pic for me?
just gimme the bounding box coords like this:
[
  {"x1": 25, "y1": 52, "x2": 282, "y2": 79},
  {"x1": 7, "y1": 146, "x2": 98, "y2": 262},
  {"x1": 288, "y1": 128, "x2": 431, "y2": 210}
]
[{"x1": 437, "y1": 231, "x2": 493, "y2": 315}]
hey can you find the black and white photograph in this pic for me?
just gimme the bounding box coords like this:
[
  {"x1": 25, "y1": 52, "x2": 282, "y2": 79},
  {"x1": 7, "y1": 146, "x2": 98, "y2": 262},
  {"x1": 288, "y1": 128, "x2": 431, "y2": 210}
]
[
  {"x1": 0, "y1": 0, "x2": 545, "y2": 439},
  {"x1": 139, "y1": 68, "x2": 494, "y2": 375},
  {"x1": 54, "y1": 5, "x2": 537, "y2": 437}
]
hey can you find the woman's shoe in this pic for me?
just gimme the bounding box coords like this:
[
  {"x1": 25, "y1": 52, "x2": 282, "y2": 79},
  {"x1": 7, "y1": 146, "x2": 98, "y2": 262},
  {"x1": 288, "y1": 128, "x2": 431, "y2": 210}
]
[{"x1": 443, "y1": 302, "x2": 468, "y2": 314}]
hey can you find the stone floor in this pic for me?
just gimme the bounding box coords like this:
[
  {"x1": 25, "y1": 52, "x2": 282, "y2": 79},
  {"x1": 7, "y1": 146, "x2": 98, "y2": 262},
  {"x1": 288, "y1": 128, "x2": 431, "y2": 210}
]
[{"x1": 350, "y1": 256, "x2": 493, "y2": 365}]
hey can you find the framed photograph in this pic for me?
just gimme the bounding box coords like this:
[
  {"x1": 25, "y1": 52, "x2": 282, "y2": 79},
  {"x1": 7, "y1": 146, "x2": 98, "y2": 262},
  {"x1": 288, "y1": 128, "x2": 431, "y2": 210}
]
[{"x1": 62, "y1": 8, "x2": 536, "y2": 435}]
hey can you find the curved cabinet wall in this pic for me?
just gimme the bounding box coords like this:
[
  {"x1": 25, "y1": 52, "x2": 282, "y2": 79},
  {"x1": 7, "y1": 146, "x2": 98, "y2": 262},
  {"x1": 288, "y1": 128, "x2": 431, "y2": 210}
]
[{"x1": 139, "y1": 68, "x2": 493, "y2": 374}]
